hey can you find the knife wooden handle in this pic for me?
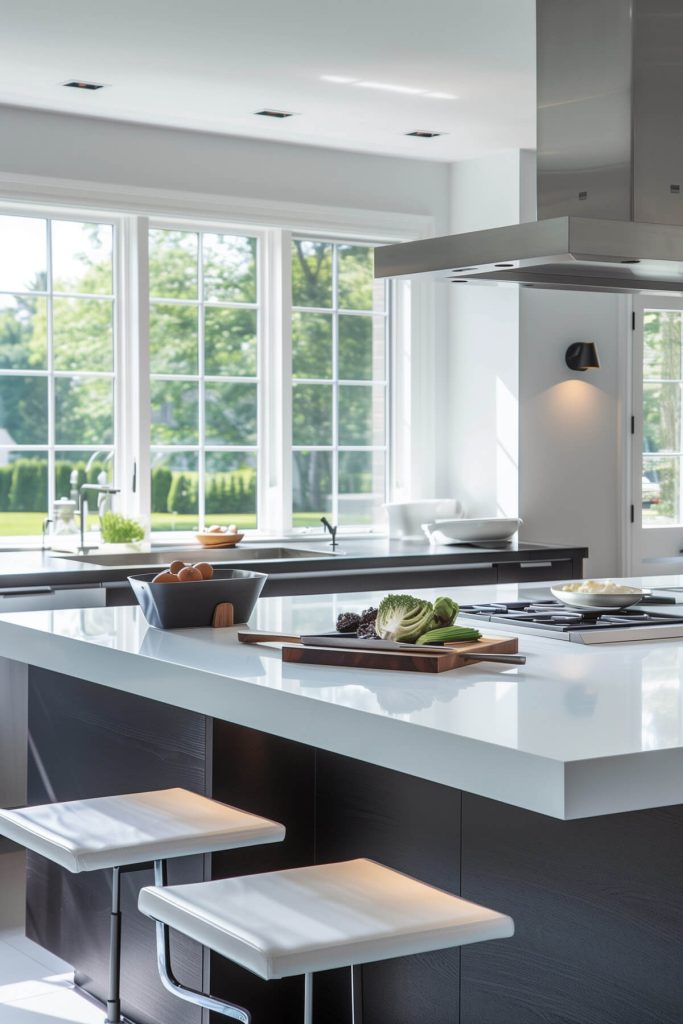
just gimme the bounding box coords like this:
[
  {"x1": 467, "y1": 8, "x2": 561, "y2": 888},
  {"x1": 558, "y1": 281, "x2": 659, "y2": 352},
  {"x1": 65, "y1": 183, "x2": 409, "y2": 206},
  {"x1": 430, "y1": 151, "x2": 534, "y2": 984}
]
[
  {"x1": 460, "y1": 652, "x2": 526, "y2": 664},
  {"x1": 238, "y1": 630, "x2": 302, "y2": 644}
]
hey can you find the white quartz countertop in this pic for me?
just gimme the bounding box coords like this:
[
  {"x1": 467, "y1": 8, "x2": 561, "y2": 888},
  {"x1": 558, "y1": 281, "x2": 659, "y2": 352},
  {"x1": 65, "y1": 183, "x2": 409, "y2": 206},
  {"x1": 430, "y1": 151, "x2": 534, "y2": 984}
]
[{"x1": 2, "y1": 578, "x2": 683, "y2": 820}]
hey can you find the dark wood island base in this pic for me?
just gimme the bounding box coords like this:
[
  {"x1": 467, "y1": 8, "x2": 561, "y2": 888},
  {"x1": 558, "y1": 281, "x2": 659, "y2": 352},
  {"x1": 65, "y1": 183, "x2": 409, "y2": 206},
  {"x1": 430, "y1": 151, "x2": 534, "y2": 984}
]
[{"x1": 26, "y1": 668, "x2": 683, "y2": 1024}]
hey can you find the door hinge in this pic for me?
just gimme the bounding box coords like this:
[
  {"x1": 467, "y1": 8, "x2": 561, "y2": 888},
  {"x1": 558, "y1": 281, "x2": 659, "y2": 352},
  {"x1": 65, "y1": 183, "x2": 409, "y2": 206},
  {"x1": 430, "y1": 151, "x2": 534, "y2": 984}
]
[
  {"x1": 631, "y1": 415, "x2": 635, "y2": 434},
  {"x1": 630, "y1": 504, "x2": 635, "y2": 523},
  {"x1": 632, "y1": 310, "x2": 636, "y2": 330}
]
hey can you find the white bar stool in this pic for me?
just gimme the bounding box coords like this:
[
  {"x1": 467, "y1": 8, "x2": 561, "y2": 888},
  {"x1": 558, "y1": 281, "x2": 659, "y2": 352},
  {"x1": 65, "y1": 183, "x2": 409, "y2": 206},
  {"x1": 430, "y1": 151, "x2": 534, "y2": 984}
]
[
  {"x1": 138, "y1": 857, "x2": 514, "y2": 1023},
  {"x1": 0, "y1": 787, "x2": 285, "y2": 1023}
]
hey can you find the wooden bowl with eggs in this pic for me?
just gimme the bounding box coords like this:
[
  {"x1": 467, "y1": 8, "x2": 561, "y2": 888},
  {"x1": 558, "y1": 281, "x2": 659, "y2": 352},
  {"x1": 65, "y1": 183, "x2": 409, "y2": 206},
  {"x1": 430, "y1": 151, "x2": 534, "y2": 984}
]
[{"x1": 129, "y1": 559, "x2": 266, "y2": 629}]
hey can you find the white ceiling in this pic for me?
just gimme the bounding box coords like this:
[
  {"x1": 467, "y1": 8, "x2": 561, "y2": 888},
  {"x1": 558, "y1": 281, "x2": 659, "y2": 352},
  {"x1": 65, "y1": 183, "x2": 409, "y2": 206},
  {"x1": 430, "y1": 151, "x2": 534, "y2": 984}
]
[{"x1": 0, "y1": 0, "x2": 536, "y2": 163}]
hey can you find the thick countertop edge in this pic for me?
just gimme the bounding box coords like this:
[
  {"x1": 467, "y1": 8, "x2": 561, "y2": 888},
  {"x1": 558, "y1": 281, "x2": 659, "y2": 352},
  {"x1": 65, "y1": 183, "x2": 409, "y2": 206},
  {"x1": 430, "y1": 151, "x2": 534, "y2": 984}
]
[
  {"x1": 0, "y1": 613, "x2": 667, "y2": 822},
  {"x1": 563, "y1": 747, "x2": 683, "y2": 819},
  {"x1": 0, "y1": 617, "x2": 575, "y2": 818}
]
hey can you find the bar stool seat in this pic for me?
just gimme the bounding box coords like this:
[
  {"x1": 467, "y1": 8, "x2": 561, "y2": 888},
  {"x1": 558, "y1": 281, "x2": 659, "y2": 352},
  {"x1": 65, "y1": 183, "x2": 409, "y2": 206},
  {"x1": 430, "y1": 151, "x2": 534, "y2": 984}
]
[
  {"x1": 0, "y1": 787, "x2": 285, "y2": 872},
  {"x1": 139, "y1": 858, "x2": 513, "y2": 1022},
  {"x1": 0, "y1": 788, "x2": 285, "y2": 1023}
]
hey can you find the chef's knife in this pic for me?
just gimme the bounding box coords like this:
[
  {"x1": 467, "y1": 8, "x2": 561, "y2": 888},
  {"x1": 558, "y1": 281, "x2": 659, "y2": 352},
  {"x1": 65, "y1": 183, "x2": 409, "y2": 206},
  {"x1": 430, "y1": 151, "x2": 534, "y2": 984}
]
[
  {"x1": 301, "y1": 635, "x2": 525, "y2": 664},
  {"x1": 238, "y1": 630, "x2": 525, "y2": 664}
]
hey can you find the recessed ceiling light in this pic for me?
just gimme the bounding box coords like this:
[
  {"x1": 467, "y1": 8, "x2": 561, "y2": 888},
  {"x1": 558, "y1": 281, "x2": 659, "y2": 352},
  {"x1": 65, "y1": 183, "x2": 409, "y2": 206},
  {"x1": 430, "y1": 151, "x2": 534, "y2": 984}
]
[
  {"x1": 321, "y1": 75, "x2": 356, "y2": 84},
  {"x1": 62, "y1": 80, "x2": 105, "y2": 90},
  {"x1": 406, "y1": 130, "x2": 444, "y2": 138},
  {"x1": 254, "y1": 109, "x2": 296, "y2": 119},
  {"x1": 357, "y1": 81, "x2": 423, "y2": 95}
]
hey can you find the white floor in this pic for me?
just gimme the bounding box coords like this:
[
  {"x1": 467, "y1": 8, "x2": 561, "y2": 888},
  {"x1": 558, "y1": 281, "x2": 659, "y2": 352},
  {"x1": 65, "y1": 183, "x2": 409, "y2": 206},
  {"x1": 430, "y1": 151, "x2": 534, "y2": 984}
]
[{"x1": 0, "y1": 849, "x2": 104, "y2": 1023}]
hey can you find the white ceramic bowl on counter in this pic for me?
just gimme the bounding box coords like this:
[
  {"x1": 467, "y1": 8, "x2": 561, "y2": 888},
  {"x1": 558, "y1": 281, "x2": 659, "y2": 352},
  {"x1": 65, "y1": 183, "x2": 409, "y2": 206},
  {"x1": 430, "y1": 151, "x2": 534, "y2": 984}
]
[
  {"x1": 421, "y1": 517, "x2": 523, "y2": 545},
  {"x1": 384, "y1": 499, "x2": 465, "y2": 539}
]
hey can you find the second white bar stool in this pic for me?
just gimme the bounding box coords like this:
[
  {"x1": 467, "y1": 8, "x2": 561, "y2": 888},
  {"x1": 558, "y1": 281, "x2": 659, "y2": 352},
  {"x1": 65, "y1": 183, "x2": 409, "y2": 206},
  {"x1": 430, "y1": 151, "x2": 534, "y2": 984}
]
[
  {"x1": 139, "y1": 857, "x2": 514, "y2": 1023},
  {"x1": 0, "y1": 787, "x2": 285, "y2": 1023}
]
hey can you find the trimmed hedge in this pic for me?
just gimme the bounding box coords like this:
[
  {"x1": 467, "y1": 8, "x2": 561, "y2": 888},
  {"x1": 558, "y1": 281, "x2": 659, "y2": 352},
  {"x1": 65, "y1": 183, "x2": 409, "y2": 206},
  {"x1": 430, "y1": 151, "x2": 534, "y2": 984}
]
[
  {"x1": 163, "y1": 469, "x2": 256, "y2": 515},
  {"x1": 0, "y1": 458, "x2": 257, "y2": 515}
]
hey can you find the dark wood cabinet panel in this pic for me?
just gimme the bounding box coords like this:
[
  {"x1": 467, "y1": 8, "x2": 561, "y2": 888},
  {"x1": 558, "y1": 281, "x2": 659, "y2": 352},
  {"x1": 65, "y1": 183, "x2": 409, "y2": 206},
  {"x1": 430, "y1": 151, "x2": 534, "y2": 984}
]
[
  {"x1": 314, "y1": 751, "x2": 462, "y2": 1024},
  {"x1": 460, "y1": 794, "x2": 683, "y2": 1024},
  {"x1": 209, "y1": 721, "x2": 316, "y2": 1024}
]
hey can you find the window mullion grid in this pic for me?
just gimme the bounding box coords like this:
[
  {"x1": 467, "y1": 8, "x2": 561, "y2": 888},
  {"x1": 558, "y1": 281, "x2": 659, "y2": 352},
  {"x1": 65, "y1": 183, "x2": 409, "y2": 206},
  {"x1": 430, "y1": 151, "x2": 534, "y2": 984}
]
[{"x1": 197, "y1": 238, "x2": 206, "y2": 532}]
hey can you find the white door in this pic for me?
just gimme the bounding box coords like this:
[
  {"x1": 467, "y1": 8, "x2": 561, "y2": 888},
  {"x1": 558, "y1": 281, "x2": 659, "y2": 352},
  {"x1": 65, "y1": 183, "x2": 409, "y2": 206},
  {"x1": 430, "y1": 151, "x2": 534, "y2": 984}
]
[{"x1": 630, "y1": 296, "x2": 683, "y2": 574}]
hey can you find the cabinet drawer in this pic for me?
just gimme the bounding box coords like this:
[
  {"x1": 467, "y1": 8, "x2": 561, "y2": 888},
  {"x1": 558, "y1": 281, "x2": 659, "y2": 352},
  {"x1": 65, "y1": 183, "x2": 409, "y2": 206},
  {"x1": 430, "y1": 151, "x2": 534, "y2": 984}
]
[
  {"x1": 263, "y1": 563, "x2": 498, "y2": 596},
  {"x1": 497, "y1": 559, "x2": 573, "y2": 584}
]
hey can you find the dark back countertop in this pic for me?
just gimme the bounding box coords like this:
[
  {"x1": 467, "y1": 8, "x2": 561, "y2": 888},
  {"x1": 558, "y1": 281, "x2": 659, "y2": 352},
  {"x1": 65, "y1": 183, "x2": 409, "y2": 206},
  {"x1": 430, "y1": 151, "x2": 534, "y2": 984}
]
[{"x1": 0, "y1": 537, "x2": 587, "y2": 590}]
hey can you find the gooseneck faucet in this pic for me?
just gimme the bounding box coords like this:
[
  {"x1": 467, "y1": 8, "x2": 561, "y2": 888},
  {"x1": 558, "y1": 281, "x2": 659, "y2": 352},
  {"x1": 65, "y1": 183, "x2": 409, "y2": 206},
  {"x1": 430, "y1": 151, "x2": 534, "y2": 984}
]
[
  {"x1": 78, "y1": 484, "x2": 120, "y2": 554},
  {"x1": 320, "y1": 516, "x2": 338, "y2": 550}
]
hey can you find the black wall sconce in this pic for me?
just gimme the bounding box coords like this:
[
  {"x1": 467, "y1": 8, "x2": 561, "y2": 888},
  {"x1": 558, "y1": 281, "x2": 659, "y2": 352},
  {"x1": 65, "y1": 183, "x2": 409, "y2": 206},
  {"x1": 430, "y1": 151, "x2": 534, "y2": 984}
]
[{"x1": 565, "y1": 341, "x2": 600, "y2": 372}]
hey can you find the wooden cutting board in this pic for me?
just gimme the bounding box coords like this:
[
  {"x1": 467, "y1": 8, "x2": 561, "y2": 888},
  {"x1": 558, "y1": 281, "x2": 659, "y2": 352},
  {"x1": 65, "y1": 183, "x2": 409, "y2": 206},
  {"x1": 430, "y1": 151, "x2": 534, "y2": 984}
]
[{"x1": 281, "y1": 635, "x2": 518, "y2": 673}]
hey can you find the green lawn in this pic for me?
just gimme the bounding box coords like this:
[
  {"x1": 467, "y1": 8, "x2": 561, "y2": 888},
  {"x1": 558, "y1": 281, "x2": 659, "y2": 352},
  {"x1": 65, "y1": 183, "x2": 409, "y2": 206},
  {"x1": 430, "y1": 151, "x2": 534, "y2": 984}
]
[
  {"x1": 0, "y1": 512, "x2": 103, "y2": 538},
  {"x1": 0, "y1": 513, "x2": 47, "y2": 537},
  {"x1": 0, "y1": 510, "x2": 350, "y2": 538}
]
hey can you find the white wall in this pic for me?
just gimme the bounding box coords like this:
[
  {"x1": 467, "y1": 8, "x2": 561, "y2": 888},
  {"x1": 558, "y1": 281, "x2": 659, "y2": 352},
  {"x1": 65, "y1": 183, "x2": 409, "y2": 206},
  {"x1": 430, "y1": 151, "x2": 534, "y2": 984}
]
[
  {"x1": 0, "y1": 105, "x2": 450, "y2": 225},
  {"x1": 518, "y1": 290, "x2": 626, "y2": 577},
  {"x1": 447, "y1": 151, "x2": 532, "y2": 518}
]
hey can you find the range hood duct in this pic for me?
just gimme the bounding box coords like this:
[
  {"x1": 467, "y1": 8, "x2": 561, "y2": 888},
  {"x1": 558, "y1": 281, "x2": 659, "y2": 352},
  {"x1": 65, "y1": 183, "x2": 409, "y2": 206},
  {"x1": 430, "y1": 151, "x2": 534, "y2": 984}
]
[{"x1": 375, "y1": 0, "x2": 683, "y2": 294}]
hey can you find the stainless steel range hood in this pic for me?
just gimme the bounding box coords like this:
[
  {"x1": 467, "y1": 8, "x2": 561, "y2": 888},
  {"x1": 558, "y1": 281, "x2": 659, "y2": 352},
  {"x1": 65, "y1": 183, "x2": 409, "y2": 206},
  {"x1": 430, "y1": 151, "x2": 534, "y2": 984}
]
[{"x1": 375, "y1": 0, "x2": 683, "y2": 294}]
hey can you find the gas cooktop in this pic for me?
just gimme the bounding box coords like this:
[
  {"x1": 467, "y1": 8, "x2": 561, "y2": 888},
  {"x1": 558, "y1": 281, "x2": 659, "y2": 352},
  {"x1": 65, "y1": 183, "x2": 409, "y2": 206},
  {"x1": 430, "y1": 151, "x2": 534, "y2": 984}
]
[{"x1": 459, "y1": 599, "x2": 683, "y2": 644}]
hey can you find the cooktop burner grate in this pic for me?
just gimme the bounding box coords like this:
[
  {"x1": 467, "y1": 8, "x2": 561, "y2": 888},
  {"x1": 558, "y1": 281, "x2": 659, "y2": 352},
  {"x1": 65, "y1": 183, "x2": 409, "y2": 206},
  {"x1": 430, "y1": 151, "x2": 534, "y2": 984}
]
[{"x1": 459, "y1": 600, "x2": 683, "y2": 639}]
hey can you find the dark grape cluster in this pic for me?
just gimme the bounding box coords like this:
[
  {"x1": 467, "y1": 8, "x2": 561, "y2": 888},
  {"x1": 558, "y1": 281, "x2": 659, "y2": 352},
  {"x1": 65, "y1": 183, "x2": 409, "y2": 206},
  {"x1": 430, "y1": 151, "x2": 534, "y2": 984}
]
[{"x1": 336, "y1": 611, "x2": 360, "y2": 633}]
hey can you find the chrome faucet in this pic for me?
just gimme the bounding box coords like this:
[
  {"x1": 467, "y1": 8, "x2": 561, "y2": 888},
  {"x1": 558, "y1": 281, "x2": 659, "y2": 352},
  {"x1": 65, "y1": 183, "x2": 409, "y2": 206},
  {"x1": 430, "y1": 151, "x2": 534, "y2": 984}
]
[
  {"x1": 320, "y1": 516, "x2": 338, "y2": 550},
  {"x1": 78, "y1": 484, "x2": 120, "y2": 554}
]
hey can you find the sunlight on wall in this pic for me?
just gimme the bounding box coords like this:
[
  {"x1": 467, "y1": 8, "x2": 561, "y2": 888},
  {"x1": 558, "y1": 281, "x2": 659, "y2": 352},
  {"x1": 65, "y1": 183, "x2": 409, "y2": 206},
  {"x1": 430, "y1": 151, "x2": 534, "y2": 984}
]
[{"x1": 496, "y1": 376, "x2": 519, "y2": 517}]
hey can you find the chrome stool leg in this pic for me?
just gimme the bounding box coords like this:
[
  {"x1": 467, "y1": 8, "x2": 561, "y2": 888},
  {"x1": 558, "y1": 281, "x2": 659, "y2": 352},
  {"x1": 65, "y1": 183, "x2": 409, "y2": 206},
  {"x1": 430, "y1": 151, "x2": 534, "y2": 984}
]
[
  {"x1": 152, "y1": 861, "x2": 251, "y2": 1024},
  {"x1": 304, "y1": 968, "x2": 360, "y2": 1024},
  {"x1": 304, "y1": 973, "x2": 313, "y2": 1024},
  {"x1": 105, "y1": 866, "x2": 122, "y2": 1023},
  {"x1": 351, "y1": 965, "x2": 363, "y2": 1024}
]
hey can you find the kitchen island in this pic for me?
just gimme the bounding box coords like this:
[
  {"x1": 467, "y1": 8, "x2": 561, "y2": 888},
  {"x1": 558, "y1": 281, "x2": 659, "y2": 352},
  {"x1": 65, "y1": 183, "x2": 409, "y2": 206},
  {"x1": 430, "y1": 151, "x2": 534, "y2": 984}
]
[{"x1": 2, "y1": 579, "x2": 681, "y2": 1024}]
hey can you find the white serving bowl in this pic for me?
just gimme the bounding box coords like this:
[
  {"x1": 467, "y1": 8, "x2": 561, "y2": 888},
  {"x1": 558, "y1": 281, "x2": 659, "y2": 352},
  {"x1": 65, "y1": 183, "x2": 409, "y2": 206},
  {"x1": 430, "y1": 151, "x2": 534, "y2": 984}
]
[
  {"x1": 551, "y1": 585, "x2": 647, "y2": 612},
  {"x1": 422, "y1": 517, "x2": 522, "y2": 545},
  {"x1": 384, "y1": 499, "x2": 465, "y2": 539}
]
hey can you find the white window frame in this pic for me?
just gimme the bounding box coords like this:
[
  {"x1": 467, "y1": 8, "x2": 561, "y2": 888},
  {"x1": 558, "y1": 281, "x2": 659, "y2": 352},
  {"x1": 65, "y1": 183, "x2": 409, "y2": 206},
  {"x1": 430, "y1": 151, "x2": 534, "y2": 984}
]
[
  {"x1": 627, "y1": 294, "x2": 683, "y2": 575},
  {"x1": 0, "y1": 201, "x2": 125, "y2": 543},
  {"x1": 0, "y1": 173, "x2": 435, "y2": 545},
  {"x1": 145, "y1": 217, "x2": 266, "y2": 539},
  {"x1": 289, "y1": 234, "x2": 390, "y2": 531}
]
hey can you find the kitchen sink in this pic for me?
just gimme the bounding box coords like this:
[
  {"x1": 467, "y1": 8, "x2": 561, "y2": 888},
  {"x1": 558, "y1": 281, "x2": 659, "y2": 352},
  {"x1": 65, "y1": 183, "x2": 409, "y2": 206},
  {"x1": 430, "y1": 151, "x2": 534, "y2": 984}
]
[{"x1": 56, "y1": 546, "x2": 333, "y2": 567}]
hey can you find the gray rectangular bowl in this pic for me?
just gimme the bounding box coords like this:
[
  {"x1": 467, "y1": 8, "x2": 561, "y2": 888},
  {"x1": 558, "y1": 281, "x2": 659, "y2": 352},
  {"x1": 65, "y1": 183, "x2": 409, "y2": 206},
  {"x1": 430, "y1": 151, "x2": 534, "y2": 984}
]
[{"x1": 129, "y1": 568, "x2": 267, "y2": 629}]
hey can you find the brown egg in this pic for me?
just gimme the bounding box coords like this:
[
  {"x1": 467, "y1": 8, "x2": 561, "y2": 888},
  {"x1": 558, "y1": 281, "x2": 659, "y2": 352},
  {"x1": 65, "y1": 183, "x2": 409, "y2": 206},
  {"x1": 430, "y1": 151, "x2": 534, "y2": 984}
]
[
  {"x1": 152, "y1": 571, "x2": 179, "y2": 584},
  {"x1": 178, "y1": 565, "x2": 203, "y2": 583},
  {"x1": 194, "y1": 562, "x2": 214, "y2": 580},
  {"x1": 169, "y1": 560, "x2": 185, "y2": 575}
]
